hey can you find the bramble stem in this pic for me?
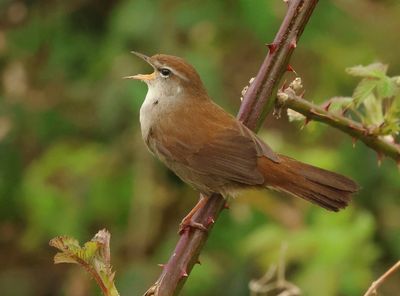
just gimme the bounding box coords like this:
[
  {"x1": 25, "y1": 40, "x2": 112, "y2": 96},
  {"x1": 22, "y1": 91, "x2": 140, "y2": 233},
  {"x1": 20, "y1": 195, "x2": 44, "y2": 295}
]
[
  {"x1": 143, "y1": 1, "x2": 320, "y2": 295},
  {"x1": 277, "y1": 88, "x2": 400, "y2": 163}
]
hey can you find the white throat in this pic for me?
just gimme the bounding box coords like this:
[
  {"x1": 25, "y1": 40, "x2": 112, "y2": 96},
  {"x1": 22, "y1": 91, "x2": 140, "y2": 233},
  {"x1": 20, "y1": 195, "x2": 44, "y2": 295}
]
[{"x1": 139, "y1": 82, "x2": 183, "y2": 141}]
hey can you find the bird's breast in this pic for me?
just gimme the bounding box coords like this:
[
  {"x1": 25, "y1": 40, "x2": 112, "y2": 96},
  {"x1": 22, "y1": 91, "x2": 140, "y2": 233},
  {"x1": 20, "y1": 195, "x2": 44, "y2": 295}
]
[{"x1": 139, "y1": 87, "x2": 186, "y2": 156}]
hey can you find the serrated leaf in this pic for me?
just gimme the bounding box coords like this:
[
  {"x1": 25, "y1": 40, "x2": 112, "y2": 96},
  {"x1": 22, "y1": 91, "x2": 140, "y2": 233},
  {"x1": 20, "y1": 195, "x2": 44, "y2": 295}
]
[
  {"x1": 376, "y1": 76, "x2": 396, "y2": 99},
  {"x1": 362, "y1": 94, "x2": 384, "y2": 125},
  {"x1": 346, "y1": 63, "x2": 388, "y2": 78},
  {"x1": 49, "y1": 236, "x2": 81, "y2": 252},
  {"x1": 382, "y1": 95, "x2": 400, "y2": 135},
  {"x1": 54, "y1": 252, "x2": 80, "y2": 264},
  {"x1": 50, "y1": 230, "x2": 120, "y2": 296},
  {"x1": 353, "y1": 79, "x2": 378, "y2": 106},
  {"x1": 80, "y1": 241, "x2": 101, "y2": 262}
]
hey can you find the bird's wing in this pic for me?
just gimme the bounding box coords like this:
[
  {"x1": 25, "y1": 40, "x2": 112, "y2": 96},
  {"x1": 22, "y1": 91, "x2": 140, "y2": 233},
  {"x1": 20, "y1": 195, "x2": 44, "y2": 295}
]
[
  {"x1": 185, "y1": 120, "x2": 280, "y2": 185},
  {"x1": 152, "y1": 99, "x2": 280, "y2": 187}
]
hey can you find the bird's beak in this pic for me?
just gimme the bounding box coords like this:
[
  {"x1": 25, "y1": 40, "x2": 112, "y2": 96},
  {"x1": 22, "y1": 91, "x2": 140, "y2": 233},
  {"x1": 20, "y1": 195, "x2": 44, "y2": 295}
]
[{"x1": 124, "y1": 51, "x2": 156, "y2": 81}]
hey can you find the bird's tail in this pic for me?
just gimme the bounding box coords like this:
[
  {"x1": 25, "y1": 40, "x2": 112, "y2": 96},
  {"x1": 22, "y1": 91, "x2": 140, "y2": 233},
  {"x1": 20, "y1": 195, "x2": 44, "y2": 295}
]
[{"x1": 259, "y1": 155, "x2": 359, "y2": 211}]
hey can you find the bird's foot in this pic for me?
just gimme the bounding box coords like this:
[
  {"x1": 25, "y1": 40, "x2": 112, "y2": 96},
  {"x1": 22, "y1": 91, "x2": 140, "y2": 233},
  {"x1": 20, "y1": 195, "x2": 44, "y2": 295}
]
[{"x1": 178, "y1": 217, "x2": 208, "y2": 234}]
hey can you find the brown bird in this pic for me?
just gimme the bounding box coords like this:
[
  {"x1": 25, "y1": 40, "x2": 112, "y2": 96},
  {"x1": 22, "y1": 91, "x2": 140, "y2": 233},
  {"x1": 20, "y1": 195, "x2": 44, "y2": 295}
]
[{"x1": 125, "y1": 52, "x2": 358, "y2": 230}]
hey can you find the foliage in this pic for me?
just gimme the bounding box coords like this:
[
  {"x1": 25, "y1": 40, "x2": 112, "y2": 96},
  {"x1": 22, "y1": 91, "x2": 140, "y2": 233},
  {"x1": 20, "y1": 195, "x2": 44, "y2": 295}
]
[
  {"x1": 346, "y1": 63, "x2": 400, "y2": 136},
  {"x1": 0, "y1": 1, "x2": 400, "y2": 295},
  {"x1": 243, "y1": 210, "x2": 378, "y2": 296},
  {"x1": 50, "y1": 229, "x2": 119, "y2": 296},
  {"x1": 288, "y1": 63, "x2": 400, "y2": 140}
]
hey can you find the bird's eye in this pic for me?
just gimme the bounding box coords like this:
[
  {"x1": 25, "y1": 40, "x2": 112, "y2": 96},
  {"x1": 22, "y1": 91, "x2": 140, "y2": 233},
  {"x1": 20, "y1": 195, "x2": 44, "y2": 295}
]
[{"x1": 160, "y1": 68, "x2": 171, "y2": 77}]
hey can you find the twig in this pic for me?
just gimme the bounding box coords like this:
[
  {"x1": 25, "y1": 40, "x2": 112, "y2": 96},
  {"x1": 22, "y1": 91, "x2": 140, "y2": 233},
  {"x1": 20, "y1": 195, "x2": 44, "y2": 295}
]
[
  {"x1": 248, "y1": 242, "x2": 301, "y2": 296},
  {"x1": 363, "y1": 260, "x2": 400, "y2": 296},
  {"x1": 277, "y1": 85, "x2": 400, "y2": 164},
  {"x1": 143, "y1": 1, "x2": 320, "y2": 295}
]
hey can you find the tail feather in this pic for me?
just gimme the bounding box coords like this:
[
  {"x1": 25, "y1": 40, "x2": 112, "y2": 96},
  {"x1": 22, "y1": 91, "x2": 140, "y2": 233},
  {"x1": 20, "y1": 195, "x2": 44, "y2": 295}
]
[{"x1": 260, "y1": 155, "x2": 359, "y2": 211}]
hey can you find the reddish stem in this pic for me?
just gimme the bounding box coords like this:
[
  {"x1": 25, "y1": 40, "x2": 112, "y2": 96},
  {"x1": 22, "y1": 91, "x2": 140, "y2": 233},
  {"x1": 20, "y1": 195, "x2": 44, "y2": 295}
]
[{"x1": 144, "y1": 1, "x2": 319, "y2": 295}]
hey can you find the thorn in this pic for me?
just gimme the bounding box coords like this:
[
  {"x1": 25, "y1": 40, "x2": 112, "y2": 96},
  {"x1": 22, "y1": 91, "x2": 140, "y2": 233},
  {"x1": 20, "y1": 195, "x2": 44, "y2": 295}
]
[
  {"x1": 287, "y1": 64, "x2": 297, "y2": 75},
  {"x1": 223, "y1": 202, "x2": 230, "y2": 210},
  {"x1": 158, "y1": 263, "x2": 165, "y2": 268},
  {"x1": 300, "y1": 90, "x2": 305, "y2": 98},
  {"x1": 196, "y1": 259, "x2": 201, "y2": 265},
  {"x1": 304, "y1": 117, "x2": 311, "y2": 126},
  {"x1": 266, "y1": 43, "x2": 278, "y2": 54},
  {"x1": 290, "y1": 37, "x2": 297, "y2": 49},
  {"x1": 206, "y1": 216, "x2": 215, "y2": 226},
  {"x1": 377, "y1": 152, "x2": 383, "y2": 167},
  {"x1": 180, "y1": 269, "x2": 188, "y2": 279},
  {"x1": 352, "y1": 137, "x2": 357, "y2": 148},
  {"x1": 323, "y1": 101, "x2": 332, "y2": 111}
]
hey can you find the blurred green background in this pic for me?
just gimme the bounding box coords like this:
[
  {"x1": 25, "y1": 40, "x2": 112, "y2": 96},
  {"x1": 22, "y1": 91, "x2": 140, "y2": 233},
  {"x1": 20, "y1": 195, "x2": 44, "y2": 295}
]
[{"x1": 1, "y1": 0, "x2": 400, "y2": 295}]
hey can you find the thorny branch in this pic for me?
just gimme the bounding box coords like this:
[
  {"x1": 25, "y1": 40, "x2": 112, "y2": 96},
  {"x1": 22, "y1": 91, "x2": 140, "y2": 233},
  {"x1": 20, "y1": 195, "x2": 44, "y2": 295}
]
[
  {"x1": 277, "y1": 79, "x2": 400, "y2": 164},
  {"x1": 144, "y1": 1, "x2": 320, "y2": 295}
]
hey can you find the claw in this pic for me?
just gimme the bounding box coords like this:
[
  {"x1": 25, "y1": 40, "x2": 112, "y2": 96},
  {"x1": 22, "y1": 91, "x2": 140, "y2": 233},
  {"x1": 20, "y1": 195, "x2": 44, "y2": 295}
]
[{"x1": 179, "y1": 219, "x2": 208, "y2": 235}]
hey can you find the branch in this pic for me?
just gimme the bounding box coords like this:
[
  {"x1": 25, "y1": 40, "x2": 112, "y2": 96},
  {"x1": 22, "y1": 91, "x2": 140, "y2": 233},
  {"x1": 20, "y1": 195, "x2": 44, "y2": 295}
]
[
  {"x1": 277, "y1": 84, "x2": 400, "y2": 164},
  {"x1": 144, "y1": 1, "x2": 320, "y2": 295},
  {"x1": 363, "y1": 260, "x2": 400, "y2": 296},
  {"x1": 238, "y1": 0, "x2": 318, "y2": 131}
]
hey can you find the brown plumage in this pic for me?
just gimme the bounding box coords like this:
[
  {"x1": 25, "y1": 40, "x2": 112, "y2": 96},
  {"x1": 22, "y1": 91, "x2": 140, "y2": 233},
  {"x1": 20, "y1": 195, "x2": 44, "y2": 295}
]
[{"x1": 126, "y1": 53, "x2": 358, "y2": 213}]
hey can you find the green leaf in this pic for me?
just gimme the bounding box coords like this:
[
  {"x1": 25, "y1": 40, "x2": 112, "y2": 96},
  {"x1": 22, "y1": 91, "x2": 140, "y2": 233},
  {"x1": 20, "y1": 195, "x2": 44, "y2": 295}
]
[
  {"x1": 50, "y1": 230, "x2": 120, "y2": 296},
  {"x1": 376, "y1": 76, "x2": 396, "y2": 99},
  {"x1": 362, "y1": 94, "x2": 384, "y2": 125},
  {"x1": 382, "y1": 94, "x2": 400, "y2": 135},
  {"x1": 346, "y1": 63, "x2": 388, "y2": 79},
  {"x1": 353, "y1": 79, "x2": 378, "y2": 106},
  {"x1": 324, "y1": 97, "x2": 354, "y2": 113}
]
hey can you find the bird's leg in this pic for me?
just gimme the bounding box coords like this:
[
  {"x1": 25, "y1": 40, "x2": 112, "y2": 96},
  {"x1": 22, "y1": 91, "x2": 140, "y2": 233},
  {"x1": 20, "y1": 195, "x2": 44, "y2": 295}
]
[{"x1": 179, "y1": 194, "x2": 208, "y2": 234}]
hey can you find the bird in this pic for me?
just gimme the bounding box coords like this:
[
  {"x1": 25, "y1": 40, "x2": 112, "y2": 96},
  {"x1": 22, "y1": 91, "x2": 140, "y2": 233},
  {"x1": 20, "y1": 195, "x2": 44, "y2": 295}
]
[{"x1": 125, "y1": 52, "x2": 358, "y2": 231}]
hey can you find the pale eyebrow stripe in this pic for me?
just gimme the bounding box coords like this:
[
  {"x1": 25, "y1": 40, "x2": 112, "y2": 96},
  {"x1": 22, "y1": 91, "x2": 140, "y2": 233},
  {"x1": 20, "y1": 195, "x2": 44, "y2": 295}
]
[
  {"x1": 173, "y1": 70, "x2": 189, "y2": 81},
  {"x1": 156, "y1": 63, "x2": 189, "y2": 81}
]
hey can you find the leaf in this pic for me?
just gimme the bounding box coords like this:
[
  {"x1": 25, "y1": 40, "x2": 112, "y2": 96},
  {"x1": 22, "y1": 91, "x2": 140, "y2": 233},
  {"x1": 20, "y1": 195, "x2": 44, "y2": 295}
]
[
  {"x1": 50, "y1": 230, "x2": 120, "y2": 296},
  {"x1": 54, "y1": 252, "x2": 80, "y2": 264},
  {"x1": 376, "y1": 76, "x2": 396, "y2": 99},
  {"x1": 287, "y1": 109, "x2": 306, "y2": 122},
  {"x1": 382, "y1": 94, "x2": 400, "y2": 135},
  {"x1": 346, "y1": 63, "x2": 388, "y2": 79},
  {"x1": 50, "y1": 236, "x2": 81, "y2": 253},
  {"x1": 323, "y1": 97, "x2": 354, "y2": 114},
  {"x1": 362, "y1": 94, "x2": 384, "y2": 126},
  {"x1": 353, "y1": 79, "x2": 378, "y2": 106}
]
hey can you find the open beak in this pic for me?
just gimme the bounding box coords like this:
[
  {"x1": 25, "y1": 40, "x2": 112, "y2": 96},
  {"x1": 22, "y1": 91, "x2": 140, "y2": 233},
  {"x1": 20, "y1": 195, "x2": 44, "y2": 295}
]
[{"x1": 124, "y1": 51, "x2": 156, "y2": 81}]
